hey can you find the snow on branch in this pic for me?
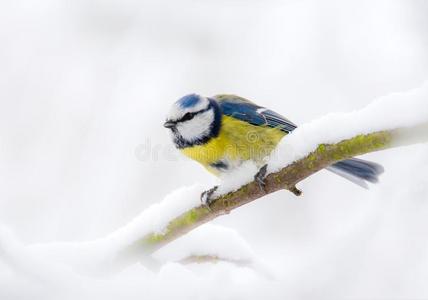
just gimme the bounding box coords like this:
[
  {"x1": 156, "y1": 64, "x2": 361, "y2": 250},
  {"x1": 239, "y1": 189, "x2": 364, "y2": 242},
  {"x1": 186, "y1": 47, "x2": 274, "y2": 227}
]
[
  {"x1": 110, "y1": 82, "x2": 428, "y2": 269},
  {"x1": 25, "y1": 82, "x2": 428, "y2": 274}
]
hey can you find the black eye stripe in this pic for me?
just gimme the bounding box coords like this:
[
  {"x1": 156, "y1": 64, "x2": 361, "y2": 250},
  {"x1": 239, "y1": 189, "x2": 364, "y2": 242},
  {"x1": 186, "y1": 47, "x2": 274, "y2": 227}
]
[
  {"x1": 176, "y1": 105, "x2": 212, "y2": 123},
  {"x1": 180, "y1": 112, "x2": 196, "y2": 122}
]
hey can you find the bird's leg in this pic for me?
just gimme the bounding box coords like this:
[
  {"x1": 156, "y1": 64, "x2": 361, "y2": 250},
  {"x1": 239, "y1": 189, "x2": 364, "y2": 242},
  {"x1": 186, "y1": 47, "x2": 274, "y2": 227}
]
[
  {"x1": 254, "y1": 164, "x2": 268, "y2": 192},
  {"x1": 201, "y1": 185, "x2": 219, "y2": 208}
]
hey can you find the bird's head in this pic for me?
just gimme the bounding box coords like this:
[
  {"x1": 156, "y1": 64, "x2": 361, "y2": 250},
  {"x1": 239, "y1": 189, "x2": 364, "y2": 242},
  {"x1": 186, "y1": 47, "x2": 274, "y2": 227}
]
[{"x1": 164, "y1": 94, "x2": 221, "y2": 148}]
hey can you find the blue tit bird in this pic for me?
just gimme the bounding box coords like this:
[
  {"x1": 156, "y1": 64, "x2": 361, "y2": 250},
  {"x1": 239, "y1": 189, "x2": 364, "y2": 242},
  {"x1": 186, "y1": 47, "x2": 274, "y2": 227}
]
[{"x1": 164, "y1": 94, "x2": 384, "y2": 204}]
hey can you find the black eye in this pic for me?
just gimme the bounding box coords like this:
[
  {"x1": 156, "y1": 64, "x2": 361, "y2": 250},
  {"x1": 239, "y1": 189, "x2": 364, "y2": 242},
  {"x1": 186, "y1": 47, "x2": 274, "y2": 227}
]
[{"x1": 181, "y1": 112, "x2": 195, "y2": 122}]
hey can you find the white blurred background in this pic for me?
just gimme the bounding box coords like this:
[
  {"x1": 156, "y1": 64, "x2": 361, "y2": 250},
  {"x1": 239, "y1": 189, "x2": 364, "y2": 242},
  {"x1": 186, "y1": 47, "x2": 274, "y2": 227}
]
[{"x1": 1, "y1": 0, "x2": 428, "y2": 299}]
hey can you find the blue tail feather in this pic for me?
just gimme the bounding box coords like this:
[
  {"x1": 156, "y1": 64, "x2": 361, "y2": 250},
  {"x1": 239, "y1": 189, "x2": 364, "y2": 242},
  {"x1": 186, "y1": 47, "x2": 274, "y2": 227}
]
[{"x1": 327, "y1": 158, "x2": 384, "y2": 188}]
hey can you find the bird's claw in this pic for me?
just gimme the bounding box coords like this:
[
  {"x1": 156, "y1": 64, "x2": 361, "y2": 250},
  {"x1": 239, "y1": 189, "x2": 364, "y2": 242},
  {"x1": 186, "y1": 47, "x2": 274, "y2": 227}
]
[
  {"x1": 254, "y1": 164, "x2": 268, "y2": 192},
  {"x1": 201, "y1": 186, "x2": 219, "y2": 208}
]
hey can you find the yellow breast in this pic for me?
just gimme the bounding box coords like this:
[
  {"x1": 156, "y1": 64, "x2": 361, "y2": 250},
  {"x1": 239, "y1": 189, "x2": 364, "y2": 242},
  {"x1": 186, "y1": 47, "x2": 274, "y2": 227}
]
[{"x1": 180, "y1": 115, "x2": 286, "y2": 175}]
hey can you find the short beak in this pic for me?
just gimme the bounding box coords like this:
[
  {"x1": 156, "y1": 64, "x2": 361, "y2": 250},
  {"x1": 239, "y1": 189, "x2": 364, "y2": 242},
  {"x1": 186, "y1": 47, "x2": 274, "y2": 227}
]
[{"x1": 163, "y1": 120, "x2": 176, "y2": 129}]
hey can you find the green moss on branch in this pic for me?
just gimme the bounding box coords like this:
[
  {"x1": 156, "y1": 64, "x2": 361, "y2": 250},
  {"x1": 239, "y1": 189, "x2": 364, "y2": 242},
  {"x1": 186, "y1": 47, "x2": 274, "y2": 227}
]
[
  {"x1": 117, "y1": 123, "x2": 428, "y2": 266},
  {"x1": 119, "y1": 130, "x2": 394, "y2": 259}
]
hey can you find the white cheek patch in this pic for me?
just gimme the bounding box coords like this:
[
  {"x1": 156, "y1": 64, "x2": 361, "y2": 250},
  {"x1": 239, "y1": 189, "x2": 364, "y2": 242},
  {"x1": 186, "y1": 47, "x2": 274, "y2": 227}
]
[
  {"x1": 176, "y1": 109, "x2": 215, "y2": 142},
  {"x1": 167, "y1": 96, "x2": 210, "y2": 121}
]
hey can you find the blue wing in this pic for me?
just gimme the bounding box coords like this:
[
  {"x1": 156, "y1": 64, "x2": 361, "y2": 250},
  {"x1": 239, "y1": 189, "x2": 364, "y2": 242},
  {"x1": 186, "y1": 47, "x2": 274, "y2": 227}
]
[
  {"x1": 213, "y1": 94, "x2": 297, "y2": 133},
  {"x1": 212, "y1": 95, "x2": 384, "y2": 187}
]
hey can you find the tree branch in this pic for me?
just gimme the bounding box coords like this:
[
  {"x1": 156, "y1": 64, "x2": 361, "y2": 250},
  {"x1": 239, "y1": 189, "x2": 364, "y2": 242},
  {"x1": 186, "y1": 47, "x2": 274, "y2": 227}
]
[{"x1": 116, "y1": 122, "x2": 428, "y2": 265}]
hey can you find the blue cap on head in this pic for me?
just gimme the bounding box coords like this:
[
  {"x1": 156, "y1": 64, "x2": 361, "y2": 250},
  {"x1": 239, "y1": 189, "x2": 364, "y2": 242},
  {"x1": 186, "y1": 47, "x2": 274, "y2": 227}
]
[{"x1": 177, "y1": 94, "x2": 201, "y2": 108}]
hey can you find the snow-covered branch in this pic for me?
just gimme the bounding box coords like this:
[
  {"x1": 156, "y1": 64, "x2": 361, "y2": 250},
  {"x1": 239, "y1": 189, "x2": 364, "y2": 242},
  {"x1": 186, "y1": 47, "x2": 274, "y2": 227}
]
[
  {"x1": 111, "y1": 82, "x2": 428, "y2": 269},
  {"x1": 15, "y1": 83, "x2": 428, "y2": 275}
]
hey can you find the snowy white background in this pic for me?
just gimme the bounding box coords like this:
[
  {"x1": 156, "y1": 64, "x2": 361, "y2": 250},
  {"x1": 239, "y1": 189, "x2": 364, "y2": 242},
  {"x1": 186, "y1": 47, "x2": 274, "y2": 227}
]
[{"x1": 1, "y1": 0, "x2": 428, "y2": 299}]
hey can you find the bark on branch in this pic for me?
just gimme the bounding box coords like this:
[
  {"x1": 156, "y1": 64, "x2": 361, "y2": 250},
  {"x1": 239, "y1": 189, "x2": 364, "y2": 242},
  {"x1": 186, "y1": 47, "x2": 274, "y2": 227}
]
[{"x1": 117, "y1": 122, "x2": 428, "y2": 267}]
